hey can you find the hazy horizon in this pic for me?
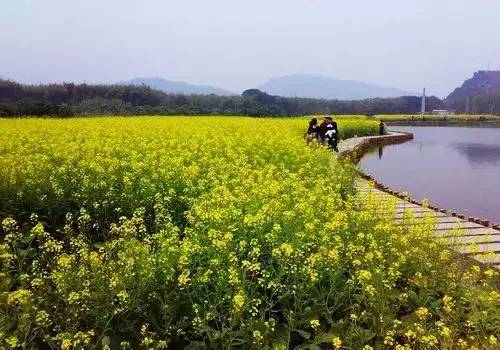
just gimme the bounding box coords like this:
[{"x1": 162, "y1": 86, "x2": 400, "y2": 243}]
[{"x1": 2, "y1": 0, "x2": 500, "y2": 98}]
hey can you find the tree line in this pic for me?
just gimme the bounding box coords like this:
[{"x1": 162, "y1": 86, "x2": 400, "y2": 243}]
[
  {"x1": 0, "y1": 79, "x2": 447, "y2": 117},
  {"x1": 445, "y1": 93, "x2": 500, "y2": 115}
]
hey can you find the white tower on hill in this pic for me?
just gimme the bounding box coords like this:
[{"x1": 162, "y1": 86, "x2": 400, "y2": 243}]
[{"x1": 421, "y1": 88, "x2": 426, "y2": 115}]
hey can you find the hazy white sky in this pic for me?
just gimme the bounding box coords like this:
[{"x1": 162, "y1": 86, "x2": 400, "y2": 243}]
[{"x1": 1, "y1": 0, "x2": 499, "y2": 97}]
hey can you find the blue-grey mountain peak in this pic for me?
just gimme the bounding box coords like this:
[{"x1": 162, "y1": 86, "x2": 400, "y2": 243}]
[{"x1": 257, "y1": 74, "x2": 414, "y2": 100}]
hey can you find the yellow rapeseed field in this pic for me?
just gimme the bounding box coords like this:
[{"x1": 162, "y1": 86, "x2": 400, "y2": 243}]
[{"x1": 0, "y1": 116, "x2": 498, "y2": 349}]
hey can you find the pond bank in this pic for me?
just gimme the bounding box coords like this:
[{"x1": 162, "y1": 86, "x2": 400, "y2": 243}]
[
  {"x1": 338, "y1": 132, "x2": 500, "y2": 270},
  {"x1": 385, "y1": 120, "x2": 500, "y2": 127},
  {"x1": 338, "y1": 131, "x2": 413, "y2": 162}
]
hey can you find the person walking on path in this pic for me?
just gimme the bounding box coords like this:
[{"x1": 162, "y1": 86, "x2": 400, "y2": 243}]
[{"x1": 379, "y1": 120, "x2": 386, "y2": 135}]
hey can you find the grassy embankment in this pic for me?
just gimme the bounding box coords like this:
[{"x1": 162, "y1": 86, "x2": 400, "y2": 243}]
[{"x1": 0, "y1": 116, "x2": 498, "y2": 349}]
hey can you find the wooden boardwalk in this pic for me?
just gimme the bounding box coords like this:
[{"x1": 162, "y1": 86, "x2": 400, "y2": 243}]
[
  {"x1": 338, "y1": 134, "x2": 500, "y2": 270},
  {"x1": 356, "y1": 182, "x2": 500, "y2": 269}
]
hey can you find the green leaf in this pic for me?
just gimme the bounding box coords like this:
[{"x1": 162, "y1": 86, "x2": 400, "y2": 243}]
[
  {"x1": 316, "y1": 332, "x2": 338, "y2": 344},
  {"x1": 294, "y1": 329, "x2": 311, "y2": 340},
  {"x1": 185, "y1": 341, "x2": 207, "y2": 350}
]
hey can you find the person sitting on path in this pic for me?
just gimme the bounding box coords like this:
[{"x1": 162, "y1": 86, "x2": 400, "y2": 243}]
[
  {"x1": 324, "y1": 116, "x2": 339, "y2": 152},
  {"x1": 318, "y1": 116, "x2": 339, "y2": 152},
  {"x1": 305, "y1": 117, "x2": 319, "y2": 145},
  {"x1": 317, "y1": 117, "x2": 329, "y2": 144}
]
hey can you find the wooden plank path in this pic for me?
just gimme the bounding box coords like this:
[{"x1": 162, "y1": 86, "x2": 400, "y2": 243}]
[{"x1": 338, "y1": 133, "x2": 500, "y2": 270}]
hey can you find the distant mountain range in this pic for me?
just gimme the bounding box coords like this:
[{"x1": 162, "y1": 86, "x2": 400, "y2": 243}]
[
  {"x1": 124, "y1": 77, "x2": 235, "y2": 96},
  {"x1": 123, "y1": 74, "x2": 413, "y2": 99},
  {"x1": 256, "y1": 74, "x2": 414, "y2": 100}
]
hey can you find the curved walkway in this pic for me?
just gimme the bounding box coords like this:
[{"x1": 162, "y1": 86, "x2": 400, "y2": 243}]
[{"x1": 339, "y1": 132, "x2": 500, "y2": 270}]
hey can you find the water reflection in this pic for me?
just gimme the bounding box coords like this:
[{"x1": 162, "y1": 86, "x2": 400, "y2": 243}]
[
  {"x1": 453, "y1": 143, "x2": 500, "y2": 164},
  {"x1": 360, "y1": 126, "x2": 500, "y2": 223}
]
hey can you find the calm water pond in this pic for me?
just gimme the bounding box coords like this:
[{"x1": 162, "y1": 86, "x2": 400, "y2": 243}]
[{"x1": 359, "y1": 126, "x2": 500, "y2": 223}]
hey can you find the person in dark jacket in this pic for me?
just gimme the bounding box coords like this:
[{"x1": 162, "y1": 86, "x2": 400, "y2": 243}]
[
  {"x1": 324, "y1": 117, "x2": 339, "y2": 152},
  {"x1": 305, "y1": 117, "x2": 319, "y2": 144},
  {"x1": 318, "y1": 116, "x2": 338, "y2": 152},
  {"x1": 317, "y1": 117, "x2": 329, "y2": 144},
  {"x1": 379, "y1": 120, "x2": 386, "y2": 135}
]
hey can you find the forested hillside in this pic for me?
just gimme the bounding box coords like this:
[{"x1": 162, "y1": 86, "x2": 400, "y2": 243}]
[
  {"x1": 446, "y1": 71, "x2": 500, "y2": 114},
  {"x1": 0, "y1": 79, "x2": 445, "y2": 117}
]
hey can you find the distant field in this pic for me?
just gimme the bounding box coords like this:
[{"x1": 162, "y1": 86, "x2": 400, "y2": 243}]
[{"x1": 0, "y1": 116, "x2": 498, "y2": 349}]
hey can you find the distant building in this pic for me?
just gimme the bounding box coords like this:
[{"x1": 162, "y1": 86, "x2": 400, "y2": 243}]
[{"x1": 432, "y1": 109, "x2": 454, "y2": 115}]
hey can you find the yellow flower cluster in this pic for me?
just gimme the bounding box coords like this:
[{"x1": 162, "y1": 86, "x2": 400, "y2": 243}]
[{"x1": 7, "y1": 289, "x2": 32, "y2": 306}]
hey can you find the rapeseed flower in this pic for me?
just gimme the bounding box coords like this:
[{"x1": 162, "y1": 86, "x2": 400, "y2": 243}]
[
  {"x1": 332, "y1": 336, "x2": 342, "y2": 349},
  {"x1": 7, "y1": 289, "x2": 32, "y2": 306}
]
